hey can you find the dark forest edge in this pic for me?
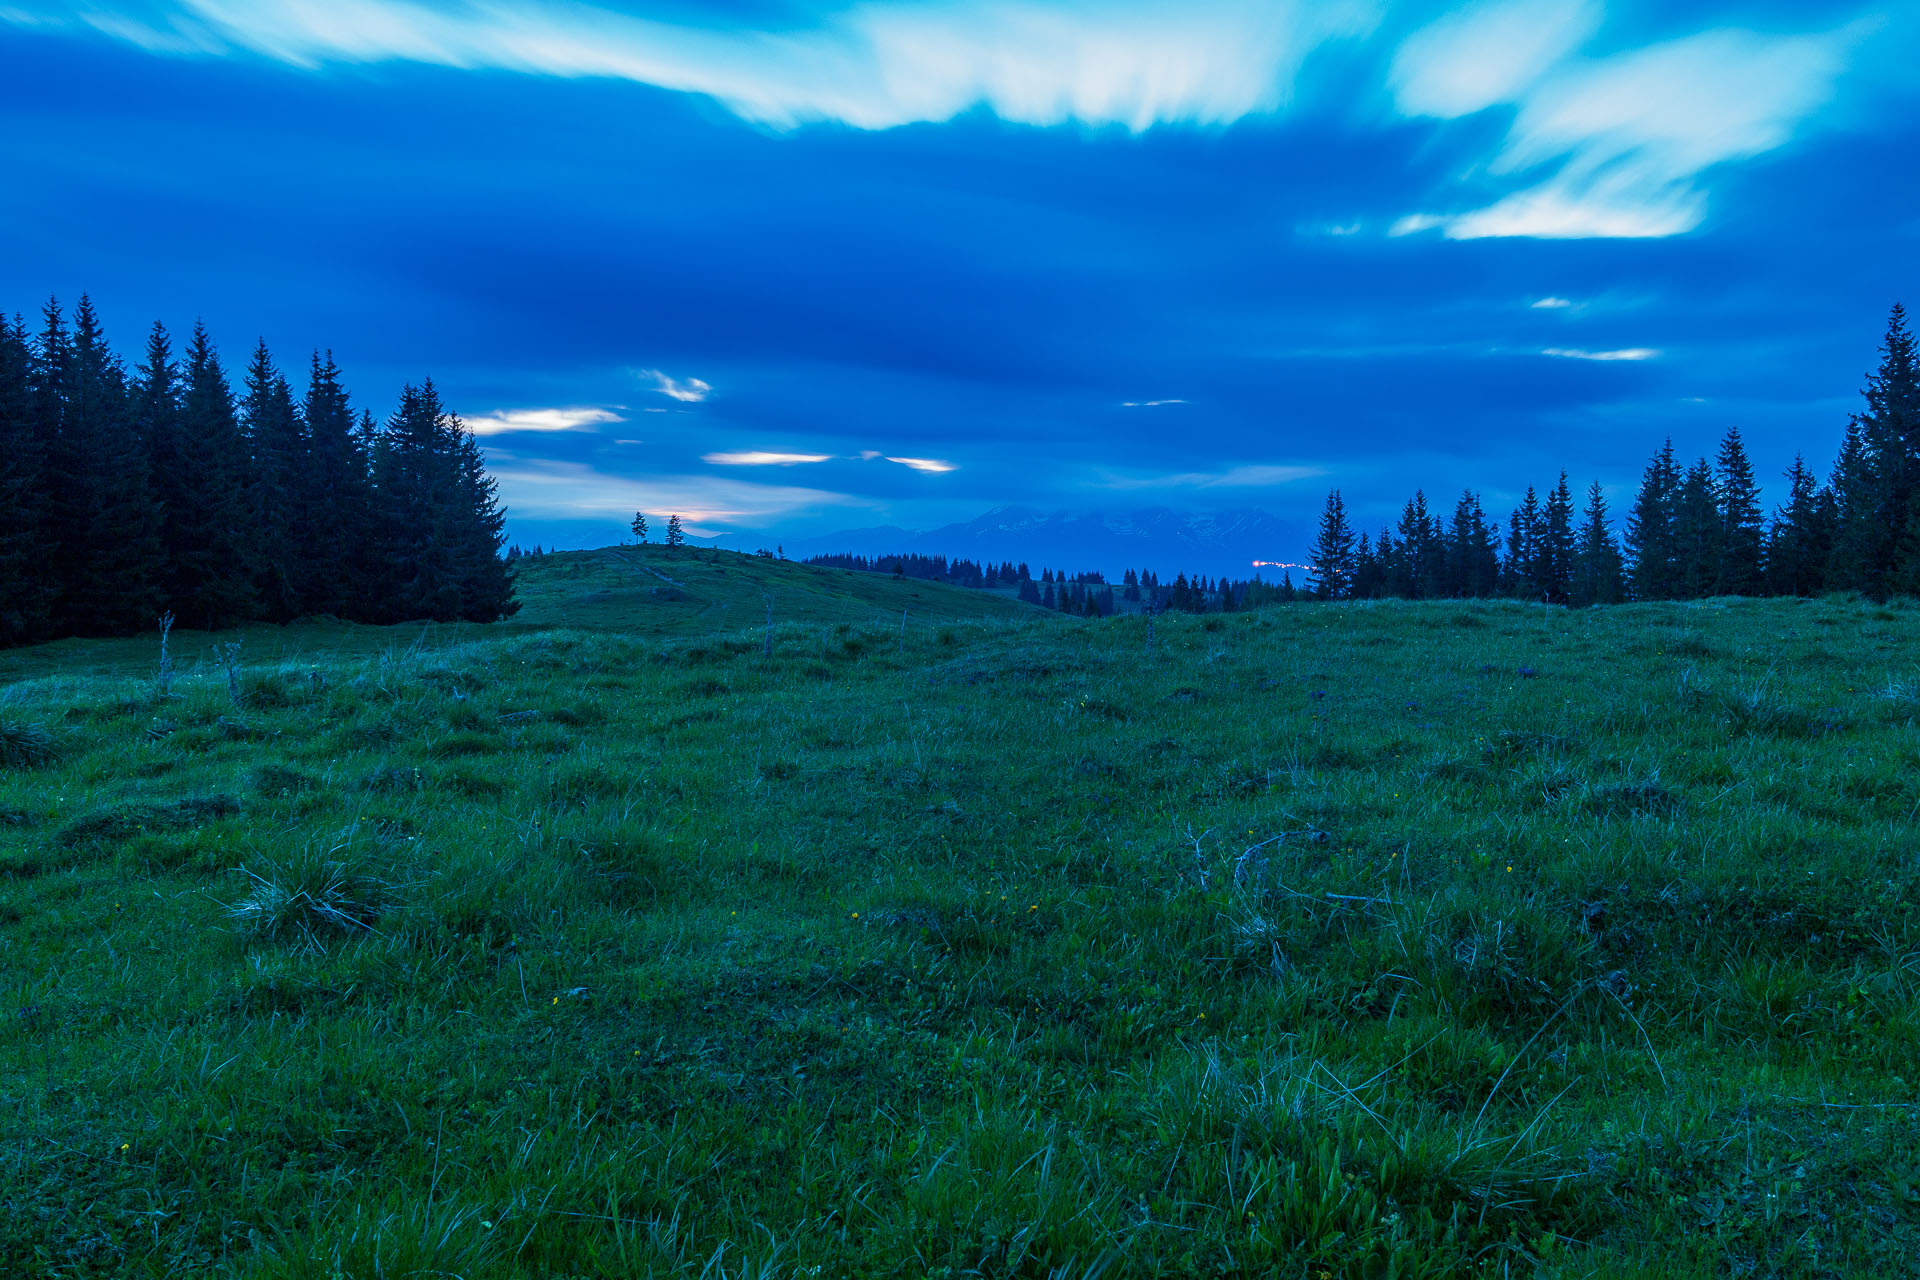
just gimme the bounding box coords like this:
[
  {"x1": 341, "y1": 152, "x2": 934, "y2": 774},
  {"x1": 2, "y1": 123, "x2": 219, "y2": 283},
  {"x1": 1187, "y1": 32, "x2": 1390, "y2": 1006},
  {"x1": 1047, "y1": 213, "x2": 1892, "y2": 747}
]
[
  {"x1": 1306, "y1": 303, "x2": 1920, "y2": 605},
  {"x1": 0, "y1": 296, "x2": 516, "y2": 648}
]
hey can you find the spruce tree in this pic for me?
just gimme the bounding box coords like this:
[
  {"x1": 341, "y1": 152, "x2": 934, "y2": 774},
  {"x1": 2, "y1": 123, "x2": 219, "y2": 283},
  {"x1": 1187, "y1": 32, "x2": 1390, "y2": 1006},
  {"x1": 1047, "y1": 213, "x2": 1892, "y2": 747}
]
[
  {"x1": 1372, "y1": 527, "x2": 1400, "y2": 598},
  {"x1": 666, "y1": 513, "x2": 685, "y2": 550},
  {"x1": 243, "y1": 340, "x2": 311, "y2": 620},
  {"x1": 1827, "y1": 307, "x2": 1920, "y2": 596},
  {"x1": 133, "y1": 322, "x2": 185, "y2": 611},
  {"x1": 44, "y1": 297, "x2": 166, "y2": 634},
  {"x1": 1715, "y1": 427, "x2": 1764, "y2": 596},
  {"x1": 1307, "y1": 489, "x2": 1355, "y2": 600},
  {"x1": 1868, "y1": 306, "x2": 1919, "y2": 587},
  {"x1": 1571, "y1": 481, "x2": 1624, "y2": 606},
  {"x1": 1673, "y1": 458, "x2": 1722, "y2": 599},
  {"x1": 1446, "y1": 490, "x2": 1499, "y2": 598},
  {"x1": 169, "y1": 323, "x2": 260, "y2": 629},
  {"x1": 302, "y1": 351, "x2": 373, "y2": 618},
  {"x1": 1626, "y1": 440, "x2": 1681, "y2": 600},
  {"x1": 28, "y1": 300, "x2": 75, "y2": 630},
  {"x1": 1394, "y1": 491, "x2": 1442, "y2": 598},
  {"x1": 362, "y1": 381, "x2": 518, "y2": 623},
  {"x1": 1351, "y1": 531, "x2": 1381, "y2": 599},
  {"x1": 372, "y1": 381, "x2": 464, "y2": 620},
  {"x1": 1828, "y1": 418, "x2": 1877, "y2": 593},
  {"x1": 132, "y1": 322, "x2": 179, "y2": 478},
  {"x1": 0, "y1": 313, "x2": 51, "y2": 642},
  {"x1": 1504, "y1": 487, "x2": 1541, "y2": 598},
  {"x1": 1766, "y1": 455, "x2": 1829, "y2": 597},
  {"x1": 449, "y1": 415, "x2": 518, "y2": 621},
  {"x1": 1542, "y1": 473, "x2": 1575, "y2": 603}
]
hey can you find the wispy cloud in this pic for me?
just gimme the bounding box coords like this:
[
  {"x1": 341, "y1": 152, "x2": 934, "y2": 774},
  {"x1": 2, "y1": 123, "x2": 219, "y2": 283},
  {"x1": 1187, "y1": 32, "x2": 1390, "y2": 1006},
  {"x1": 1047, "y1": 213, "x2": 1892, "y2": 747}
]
[
  {"x1": 1390, "y1": 0, "x2": 1600, "y2": 119},
  {"x1": 1098, "y1": 462, "x2": 1326, "y2": 490},
  {"x1": 488, "y1": 458, "x2": 866, "y2": 527},
  {"x1": 8, "y1": 0, "x2": 1872, "y2": 239},
  {"x1": 886, "y1": 456, "x2": 957, "y2": 474},
  {"x1": 1530, "y1": 296, "x2": 1576, "y2": 310},
  {"x1": 1440, "y1": 182, "x2": 1702, "y2": 239},
  {"x1": 1542, "y1": 347, "x2": 1660, "y2": 361},
  {"x1": 703, "y1": 450, "x2": 833, "y2": 466},
  {"x1": 463, "y1": 406, "x2": 623, "y2": 435},
  {"x1": 645, "y1": 370, "x2": 711, "y2": 403},
  {"x1": 1388, "y1": 213, "x2": 1445, "y2": 237},
  {"x1": 18, "y1": 0, "x2": 1383, "y2": 131},
  {"x1": 1392, "y1": 9, "x2": 1856, "y2": 239},
  {"x1": 1120, "y1": 398, "x2": 1188, "y2": 408},
  {"x1": 698, "y1": 449, "x2": 954, "y2": 471}
]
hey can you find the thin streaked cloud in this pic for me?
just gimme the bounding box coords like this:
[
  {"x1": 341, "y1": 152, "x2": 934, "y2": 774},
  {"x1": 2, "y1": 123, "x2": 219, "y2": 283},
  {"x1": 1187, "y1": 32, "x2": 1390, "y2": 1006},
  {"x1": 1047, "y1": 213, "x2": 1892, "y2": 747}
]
[
  {"x1": 463, "y1": 406, "x2": 624, "y2": 435},
  {"x1": 1542, "y1": 346, "x2": 1660, "y2": 361},
  {"x1": 704, "y1": 450, "x2": 834, "y2": 466}
]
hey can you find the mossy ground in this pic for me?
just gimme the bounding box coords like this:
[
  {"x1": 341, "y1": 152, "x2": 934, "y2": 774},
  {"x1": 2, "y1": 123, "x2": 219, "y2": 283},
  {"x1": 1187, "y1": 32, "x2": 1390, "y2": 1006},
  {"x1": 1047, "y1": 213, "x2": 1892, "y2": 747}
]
[{"x1": 2, "y1": 557, "x2": 1918, "y2": 1277}]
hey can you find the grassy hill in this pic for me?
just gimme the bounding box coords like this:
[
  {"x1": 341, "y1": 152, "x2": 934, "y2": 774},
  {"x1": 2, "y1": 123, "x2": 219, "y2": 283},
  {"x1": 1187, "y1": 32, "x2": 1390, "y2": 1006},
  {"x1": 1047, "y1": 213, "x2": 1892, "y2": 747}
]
[
  {"x1": 511, "y1": 544, "x2": 1041, "y2": 634},
  {"x1": 0, "y1": 544, "x2": 1043, "y2": 683},
  {"x1": 2, "y1": 581, "x2": 1918, "y2": 1276}
]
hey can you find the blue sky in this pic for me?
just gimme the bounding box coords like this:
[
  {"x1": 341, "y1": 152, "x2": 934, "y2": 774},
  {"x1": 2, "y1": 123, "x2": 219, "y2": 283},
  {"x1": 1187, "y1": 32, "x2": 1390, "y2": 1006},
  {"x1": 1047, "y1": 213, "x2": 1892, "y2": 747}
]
[{"x1": 3, "y1": 1, "x2": 1916, "y2": 563}]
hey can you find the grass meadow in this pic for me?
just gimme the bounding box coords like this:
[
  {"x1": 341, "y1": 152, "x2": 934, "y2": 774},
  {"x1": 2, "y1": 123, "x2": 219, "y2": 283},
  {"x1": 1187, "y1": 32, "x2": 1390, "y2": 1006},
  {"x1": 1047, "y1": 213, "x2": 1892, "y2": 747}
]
[{"x1": 3, "y1": 547, "x2": 1919, "y2": 1277}]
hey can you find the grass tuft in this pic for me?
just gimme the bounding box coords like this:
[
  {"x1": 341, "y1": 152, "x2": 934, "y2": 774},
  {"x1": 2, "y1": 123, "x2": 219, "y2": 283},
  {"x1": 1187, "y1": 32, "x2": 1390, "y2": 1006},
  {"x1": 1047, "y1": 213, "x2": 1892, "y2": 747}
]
[
  {"x1": 0, "y1": 719, "x2": 58, "y2": 768},
  {"x1": 1878, "y1": 673, "x2": 1920, "y2": 721},
  {"x1": 227, "y1": 828, "x2": 403, "y2": 950}
]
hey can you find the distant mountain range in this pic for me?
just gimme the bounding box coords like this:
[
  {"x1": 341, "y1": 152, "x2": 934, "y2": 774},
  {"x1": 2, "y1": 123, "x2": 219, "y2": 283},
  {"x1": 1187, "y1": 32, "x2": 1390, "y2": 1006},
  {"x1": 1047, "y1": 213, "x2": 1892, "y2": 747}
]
[{"x1": 783, "y1": 505, "x2": 1312, "y2": 580}]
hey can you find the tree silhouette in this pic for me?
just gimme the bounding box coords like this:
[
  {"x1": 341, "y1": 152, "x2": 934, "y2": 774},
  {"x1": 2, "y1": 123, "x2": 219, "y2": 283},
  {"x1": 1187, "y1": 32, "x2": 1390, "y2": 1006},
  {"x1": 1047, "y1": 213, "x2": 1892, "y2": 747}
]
[{"x1": 1308, "y1": 489, "x2": 1355, "y2": 600}]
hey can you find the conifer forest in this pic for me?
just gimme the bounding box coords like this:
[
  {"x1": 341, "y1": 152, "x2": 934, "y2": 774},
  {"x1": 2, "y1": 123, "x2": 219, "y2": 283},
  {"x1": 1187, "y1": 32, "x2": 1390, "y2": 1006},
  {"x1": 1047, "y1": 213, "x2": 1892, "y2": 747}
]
[
  {"x1": 0, "y1": 296, "x2": 517, "y2": 647},
  {"x1": 1306, "y1": 305, "x2": 1920, "y2": 607}
]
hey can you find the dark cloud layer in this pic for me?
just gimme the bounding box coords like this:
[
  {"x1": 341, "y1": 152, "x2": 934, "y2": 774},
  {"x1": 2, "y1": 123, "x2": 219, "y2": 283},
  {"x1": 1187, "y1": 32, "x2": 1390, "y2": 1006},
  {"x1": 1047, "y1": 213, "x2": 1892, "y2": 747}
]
[{"x1": 2, "y1": 3, "x2": 1915, "y2": 562}]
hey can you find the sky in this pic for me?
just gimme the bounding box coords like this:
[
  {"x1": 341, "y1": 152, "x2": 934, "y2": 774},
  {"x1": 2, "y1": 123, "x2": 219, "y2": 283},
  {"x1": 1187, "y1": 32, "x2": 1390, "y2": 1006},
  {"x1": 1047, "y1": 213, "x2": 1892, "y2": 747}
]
[{"x1": 3, "y1": 0, "x2": 1916, "y2": 565}]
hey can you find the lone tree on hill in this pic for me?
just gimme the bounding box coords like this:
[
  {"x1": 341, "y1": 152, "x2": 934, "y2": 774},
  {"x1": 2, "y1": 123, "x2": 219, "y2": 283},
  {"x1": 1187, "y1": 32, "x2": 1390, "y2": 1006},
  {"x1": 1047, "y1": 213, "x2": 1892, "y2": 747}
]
[
  {"x1": 631, "y1": 511, "x2": 648, "y2": 543},
  {"x1": 665, "y1": 513, "x2": 685, "y2": 550}
]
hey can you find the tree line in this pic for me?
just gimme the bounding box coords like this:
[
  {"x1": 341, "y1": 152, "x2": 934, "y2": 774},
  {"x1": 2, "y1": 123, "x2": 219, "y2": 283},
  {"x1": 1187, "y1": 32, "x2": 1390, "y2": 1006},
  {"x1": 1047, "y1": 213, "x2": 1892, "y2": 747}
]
[
  {"x1": 1306, "y1": 305, "x2": 1918, "y2": 604},
  {"x1": 0, "y1": 297, "x2": 516, "y2": 645},
  {"x1": 805, "y1": 552, "x2": 1286, "y2": 617}
]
